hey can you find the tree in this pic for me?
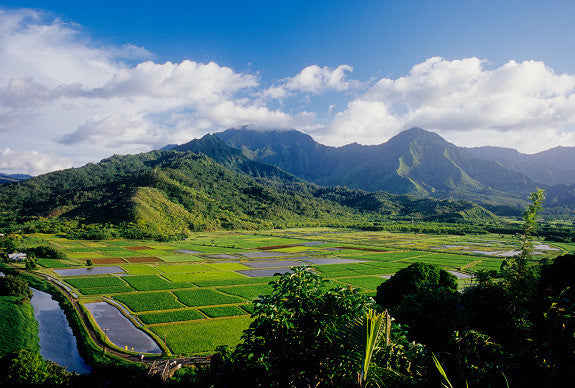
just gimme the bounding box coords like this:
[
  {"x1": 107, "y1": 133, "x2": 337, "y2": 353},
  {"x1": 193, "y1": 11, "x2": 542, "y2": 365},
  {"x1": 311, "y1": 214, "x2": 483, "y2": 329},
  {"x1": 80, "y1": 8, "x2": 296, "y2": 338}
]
[
  {"x1": 375, "y1": 262, "x2": 458, "y2": 309},
  {"x1": 504, "y1": 188, "x2": 545, "y2": 326},
  {"x1": 223, "y1": 266, "x2": 374, "y2": 387},
  {"x1": 1, "y1": 349, "x2": 71, "y2": 386},
  {"x1": 0, "y1": 274, "x2": 32, "y2": 300},
  {"x1": 25, "y1": 257, "x2": 37, "y2": 270}
]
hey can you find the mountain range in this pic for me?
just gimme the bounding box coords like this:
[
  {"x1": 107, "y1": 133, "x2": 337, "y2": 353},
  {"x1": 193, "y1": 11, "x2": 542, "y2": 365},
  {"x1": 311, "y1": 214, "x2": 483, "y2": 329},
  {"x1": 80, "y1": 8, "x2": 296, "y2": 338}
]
[
  {"x1": 0, "y1": 173, "x2": 31, "y2": 184},
  {"x1": 215, "y1": 127, "x2": 575, "y2": 215},
  {"x1": 0, "y1": 134, "x2": 494, "y2": 238}
]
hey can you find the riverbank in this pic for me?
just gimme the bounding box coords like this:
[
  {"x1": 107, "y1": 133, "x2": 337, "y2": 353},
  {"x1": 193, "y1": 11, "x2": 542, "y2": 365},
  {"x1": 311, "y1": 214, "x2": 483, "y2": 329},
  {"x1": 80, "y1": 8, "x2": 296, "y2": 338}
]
[
  {"x1": 0, "y1": 264, "x2": 150, "y2": 372},
  {"x1": 0, "y1": 294, "x2": 39, "y2": 358}
]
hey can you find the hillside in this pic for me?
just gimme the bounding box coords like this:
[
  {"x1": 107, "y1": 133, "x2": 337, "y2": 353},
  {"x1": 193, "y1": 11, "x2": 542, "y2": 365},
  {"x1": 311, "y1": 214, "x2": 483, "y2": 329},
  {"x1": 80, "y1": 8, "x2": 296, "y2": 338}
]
[
  {"x1": 216, "y1": 127, "x2": 574, "y2": 215},
  {"x1": 0, "y1": 139, "x2": 495, "y2": 238},
  {"x1": 464, "y1": 145, "x2": 575, "y2": 185},
  {"x1": 0, "y1": 173, "x2": 31, "y2": 184}
]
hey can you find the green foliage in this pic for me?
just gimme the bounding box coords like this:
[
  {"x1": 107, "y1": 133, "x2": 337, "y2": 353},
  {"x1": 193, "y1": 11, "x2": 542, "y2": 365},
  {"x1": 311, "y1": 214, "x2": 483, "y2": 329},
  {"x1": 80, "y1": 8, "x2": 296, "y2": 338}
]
[
  {"x1": 200, "y1": 305, "x2": 247, "y2": 318},
  {"x1": 216, "y1": 284, "x2": 273, "y2": 300},
  {"x1": 375, "y1": 262, "x2": 458, "y2": 309},
  {"x1": 121, "y1": 275, "x2": 192, "y2": 291},
  {"x1": 64, "y1": 276, "x2": 127, "y2": 289},
  {"x1": 0, "y1": 295, "x2": 38, "y2": 358},
  {"x1": 173, "y1": 289, "x2": 244, "y2": 307},
  {"x1": 0, "y1": 275, "x2": 32, "y2": 300},
  {"x1": 24, "y1": 245, "x2": 66, "y2": 260},
  {"x1": 223, "y1": 266, "x2": 374, "y2": 387},
  {"x1": 114, "y1": 291, "x2": 184, "y2": 312},
  {"x1": 138, "y1": 309, "x2": 204, "y2": 324},
  {"x1": 0, "y1": 349, "x2": 72, "y2": 387},
  {"x1": 151, "y1": 316, "x2": 252, "y2": 355},
  {"x1": 341, "y1": 309, "x2": 392, "y2": 387},
  {"x1": 24, "y1": 257, "x2": 37, "y2": 270}
]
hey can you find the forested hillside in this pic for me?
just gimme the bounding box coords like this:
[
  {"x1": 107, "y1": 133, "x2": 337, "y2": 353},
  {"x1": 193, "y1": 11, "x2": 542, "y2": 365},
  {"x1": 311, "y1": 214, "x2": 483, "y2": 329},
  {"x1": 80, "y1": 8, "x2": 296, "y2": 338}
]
[
  {"x1": 216, "y1": 127, "x2": 575, "y2": 216},
  {"x1": 0, "y1": 137, "x2": 495, "y2": 239}
]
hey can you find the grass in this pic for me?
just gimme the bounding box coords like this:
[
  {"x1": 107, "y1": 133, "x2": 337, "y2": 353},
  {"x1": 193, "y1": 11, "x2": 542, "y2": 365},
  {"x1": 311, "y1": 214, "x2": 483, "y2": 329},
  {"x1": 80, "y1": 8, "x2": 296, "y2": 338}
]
[
  {"x1": 36, "y1": 258, "x2": 72, "y2": 268},
  {"x1": 79, "y1": 286, "x2": 135, "y2": 295},
  {"x1": 139, "y1": 309, "x2": 205, "y2": 324},
  {"x1": 122, "y1": 275, "x2": 193, "y2": 291},
  {"x1": 28, "y1": 228, "x2": 566, "y2": 357},
  {"x1": 162, "y1": 271, "x2": 246, "y2": 283},
  {"x1": 339, "y1": 276, "x2": 386, "y2": 290},
  {"x1": 157, "y1": 255, "x2": 203, "y2": 262},
  {"x1": 114, "y1": 292, "x2": 185, "y2": 312},
  {"x1": 151, "y1": 316, "x2": 253, "y2": 354},
  {"x1": 158, "y1": 264, "x2": 215, "y2": 273},
  {"x1": 64, "y1": 276, "x2": 127, "y2": 289},
  {"x1": 66, "y1": 252, "x2": 108, "y2": 259},
  {"x1": 204, "y1": 262, "x2": 251, "y2": 271},
  {"x1": 217, "y1": 284, "x2": 273, "y2": 300},
  {"x1": 200, "y1": 305, "x2": 247, "y2": 318},
  {"x1": 0, "y1": 296, "x2": 39, "y2": 357},
  {"x1": 173, "y1": 289, "x2": 245, "y2": 307},
  {"x1": 193, "y1": 276, "x2": 276, "y2": 287},
  {"x1": 121, "y1": 264, "x2": 162, "y2": 275}
]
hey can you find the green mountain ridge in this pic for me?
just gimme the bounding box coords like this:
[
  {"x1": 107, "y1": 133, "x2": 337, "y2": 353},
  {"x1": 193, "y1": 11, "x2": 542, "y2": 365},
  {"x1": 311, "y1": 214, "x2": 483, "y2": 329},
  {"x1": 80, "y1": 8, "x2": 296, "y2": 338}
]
[
  {"x1": 215, "y1": 127, "x2": 575, "y2": 215},
  {"x1": 0, "y1": 137, "x2": 495, "y2": 238}
]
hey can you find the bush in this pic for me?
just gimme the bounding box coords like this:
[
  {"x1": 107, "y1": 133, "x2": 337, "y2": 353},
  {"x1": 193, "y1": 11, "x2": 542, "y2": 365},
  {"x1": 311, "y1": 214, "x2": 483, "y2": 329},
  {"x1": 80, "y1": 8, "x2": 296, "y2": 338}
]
[{"x1": 375, "y1": 262, "x2": 458, "y2": 309}]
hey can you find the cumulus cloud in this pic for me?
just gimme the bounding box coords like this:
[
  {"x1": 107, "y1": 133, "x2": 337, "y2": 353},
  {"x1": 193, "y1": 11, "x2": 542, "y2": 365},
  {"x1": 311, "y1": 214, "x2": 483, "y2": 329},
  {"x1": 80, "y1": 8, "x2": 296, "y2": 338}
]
[
  {"x1": 0, "y1": 8, "x2": 311, "y2": 173},
  {"x1": 326, "y1": 57, "x2": 575, "y2": 150},
  {"x1": 0, "y1": 148, "x2": 73, "y2": 175},
  {"x1": 264, "y1": 65, "x2": 360, "y2": 99},
  {"x1": 2, "y1": 7, "x2": 575, "y2": 175}
]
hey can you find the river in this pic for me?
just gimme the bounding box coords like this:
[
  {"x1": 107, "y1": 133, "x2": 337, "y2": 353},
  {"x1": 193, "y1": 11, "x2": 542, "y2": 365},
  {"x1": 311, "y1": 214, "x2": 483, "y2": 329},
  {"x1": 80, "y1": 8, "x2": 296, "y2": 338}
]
[{"x1": 30, "y1": 289, "x2": 92, "y2": 374}]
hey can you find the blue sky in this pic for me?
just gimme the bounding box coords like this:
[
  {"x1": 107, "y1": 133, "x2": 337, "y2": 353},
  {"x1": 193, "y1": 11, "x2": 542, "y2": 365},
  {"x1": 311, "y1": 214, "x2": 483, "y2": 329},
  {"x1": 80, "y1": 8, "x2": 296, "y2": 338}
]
[{"x1": 2, "y1": 1, "x2": 575, "y2": 174}]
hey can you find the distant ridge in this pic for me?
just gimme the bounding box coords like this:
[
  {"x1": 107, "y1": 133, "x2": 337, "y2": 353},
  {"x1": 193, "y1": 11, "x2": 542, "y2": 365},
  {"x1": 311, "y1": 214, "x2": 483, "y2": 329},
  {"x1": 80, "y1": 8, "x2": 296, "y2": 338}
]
[
  {"x1": 0, "y1": 137, "x2": 495, "y2": 237},
  {"x1": 0, "y1": 173, "x2": 32, "y2": 184},
  {"x1": 214, "y1": 127, "x2": 575, "y2": 215}
]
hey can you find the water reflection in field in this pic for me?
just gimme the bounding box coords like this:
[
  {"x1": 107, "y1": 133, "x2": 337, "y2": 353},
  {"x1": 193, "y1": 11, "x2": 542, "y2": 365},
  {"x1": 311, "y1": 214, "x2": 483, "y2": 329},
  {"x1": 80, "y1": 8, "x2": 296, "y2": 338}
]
[{"x1": 85, "y1": 302, "x2": 161, "y2": 354}]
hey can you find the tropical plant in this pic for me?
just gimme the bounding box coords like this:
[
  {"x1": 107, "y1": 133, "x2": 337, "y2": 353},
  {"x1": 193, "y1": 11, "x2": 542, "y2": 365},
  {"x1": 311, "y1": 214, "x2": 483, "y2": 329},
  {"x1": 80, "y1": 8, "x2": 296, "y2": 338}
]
[{"x1": 342, "y1": 309, "x2": 392, "y2": 387}]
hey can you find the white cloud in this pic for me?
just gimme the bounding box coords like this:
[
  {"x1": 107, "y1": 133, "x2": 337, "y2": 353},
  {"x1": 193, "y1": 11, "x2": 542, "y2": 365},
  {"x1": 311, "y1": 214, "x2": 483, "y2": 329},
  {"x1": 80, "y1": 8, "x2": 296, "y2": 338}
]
[
  {"x1": 263, "y1": 64, "x2": 360, "y2": 99},
  {"x1": 327, "y1": 57, "x2": 575, "y2": 151},
  {"x1": 0, "y1": 9, "x2": 310, "y2": 173},
  {"x1": 0, "y1": 148, "x2": 73, "y2": 175},
  {"x1": 2, "y1": 7, "x2": 575, "y2": 175}
]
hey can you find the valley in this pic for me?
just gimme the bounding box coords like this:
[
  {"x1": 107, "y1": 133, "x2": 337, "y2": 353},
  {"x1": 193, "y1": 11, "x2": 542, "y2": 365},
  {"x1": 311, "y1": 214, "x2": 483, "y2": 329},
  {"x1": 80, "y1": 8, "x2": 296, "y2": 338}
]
[{"x1": 3, "y1": 228, "x2": 570, "y2": 356}]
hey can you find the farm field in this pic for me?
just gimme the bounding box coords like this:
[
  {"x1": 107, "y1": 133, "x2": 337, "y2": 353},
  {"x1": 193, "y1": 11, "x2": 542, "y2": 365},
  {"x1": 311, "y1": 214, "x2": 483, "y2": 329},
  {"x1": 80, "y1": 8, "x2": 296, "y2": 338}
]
[{"x1": 18, "y1": 228, "x2": 573, "y2": 356}]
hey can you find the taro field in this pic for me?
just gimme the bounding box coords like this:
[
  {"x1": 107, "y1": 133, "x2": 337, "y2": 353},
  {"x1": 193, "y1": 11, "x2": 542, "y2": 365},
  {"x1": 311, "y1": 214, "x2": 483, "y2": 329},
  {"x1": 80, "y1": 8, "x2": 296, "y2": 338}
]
[{"x1": 19, "y1": 228, "x2": 572, "y2": 356}]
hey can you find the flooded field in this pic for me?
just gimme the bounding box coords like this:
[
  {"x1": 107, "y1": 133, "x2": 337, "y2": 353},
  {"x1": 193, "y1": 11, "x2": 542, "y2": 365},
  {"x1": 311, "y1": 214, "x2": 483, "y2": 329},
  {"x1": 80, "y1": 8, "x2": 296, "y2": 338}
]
[
  {"x1": 54, "y1": 266, "x2": 125, "y2": 277},
  {"x1": 85, "y1": 302, "x2": 161, "y2": 354}
]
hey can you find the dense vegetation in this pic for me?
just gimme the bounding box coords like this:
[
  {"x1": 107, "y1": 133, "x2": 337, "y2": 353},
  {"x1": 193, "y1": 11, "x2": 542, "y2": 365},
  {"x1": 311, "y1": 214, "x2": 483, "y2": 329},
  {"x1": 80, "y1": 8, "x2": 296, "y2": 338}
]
[
  {"x1": 0, "y1": 135, "x2": 497, "y2": 241},
  {"x1": 217, "y1": 127, "x2": 575, "y2": 216}
]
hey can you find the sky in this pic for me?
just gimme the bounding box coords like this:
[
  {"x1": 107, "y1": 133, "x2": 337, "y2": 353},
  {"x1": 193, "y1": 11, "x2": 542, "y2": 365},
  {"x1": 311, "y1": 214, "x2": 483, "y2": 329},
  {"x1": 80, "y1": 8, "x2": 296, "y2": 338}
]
[{"x1": 2, "y1": 0, "x2": 575, "y2": 175}]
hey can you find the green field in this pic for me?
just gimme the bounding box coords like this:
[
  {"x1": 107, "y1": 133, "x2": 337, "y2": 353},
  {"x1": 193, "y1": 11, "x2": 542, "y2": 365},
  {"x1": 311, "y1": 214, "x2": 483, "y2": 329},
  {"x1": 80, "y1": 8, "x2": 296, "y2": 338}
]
[{"x1": 19, "y1": 228, "x2": 572, "y2": 357}]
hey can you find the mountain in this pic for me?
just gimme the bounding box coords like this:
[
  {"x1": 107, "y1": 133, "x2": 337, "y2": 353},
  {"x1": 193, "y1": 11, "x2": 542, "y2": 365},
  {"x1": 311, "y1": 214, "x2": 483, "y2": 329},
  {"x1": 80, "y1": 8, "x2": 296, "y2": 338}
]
[
  {"x1": 217, "y1": 127, "x2": 558, "y2": 214},
  {"x1": 0, "y1": 173, "x2": 32, "y2": 184},
  {"x1": 0, "y1": 136, "x2": 494, "y2": 238},
  {"x1": 464, "y1": 146, "x2": 575, "y2": 186}
]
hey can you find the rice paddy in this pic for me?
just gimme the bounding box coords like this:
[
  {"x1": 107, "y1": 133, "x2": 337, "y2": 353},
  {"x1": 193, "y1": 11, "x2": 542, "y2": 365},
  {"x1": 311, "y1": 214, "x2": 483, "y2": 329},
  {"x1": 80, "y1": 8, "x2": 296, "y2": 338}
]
[{"x1": 21, "y1": 228, "x2": 571, "y2": 356}]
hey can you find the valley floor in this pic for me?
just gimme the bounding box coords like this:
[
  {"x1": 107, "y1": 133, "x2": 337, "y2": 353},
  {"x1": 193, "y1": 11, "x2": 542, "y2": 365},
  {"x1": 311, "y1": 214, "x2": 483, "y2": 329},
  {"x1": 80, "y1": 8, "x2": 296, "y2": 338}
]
[{"x1": 11, "y1": 228, "x2": 573, "y2": 357}]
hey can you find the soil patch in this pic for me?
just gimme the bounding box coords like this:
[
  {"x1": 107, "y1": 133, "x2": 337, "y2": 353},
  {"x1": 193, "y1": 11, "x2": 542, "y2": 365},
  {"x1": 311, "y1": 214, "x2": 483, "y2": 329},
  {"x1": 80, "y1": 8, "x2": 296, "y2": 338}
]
[{"x1": 125, "y1": 246, "x2": 152, "y2": 251}]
